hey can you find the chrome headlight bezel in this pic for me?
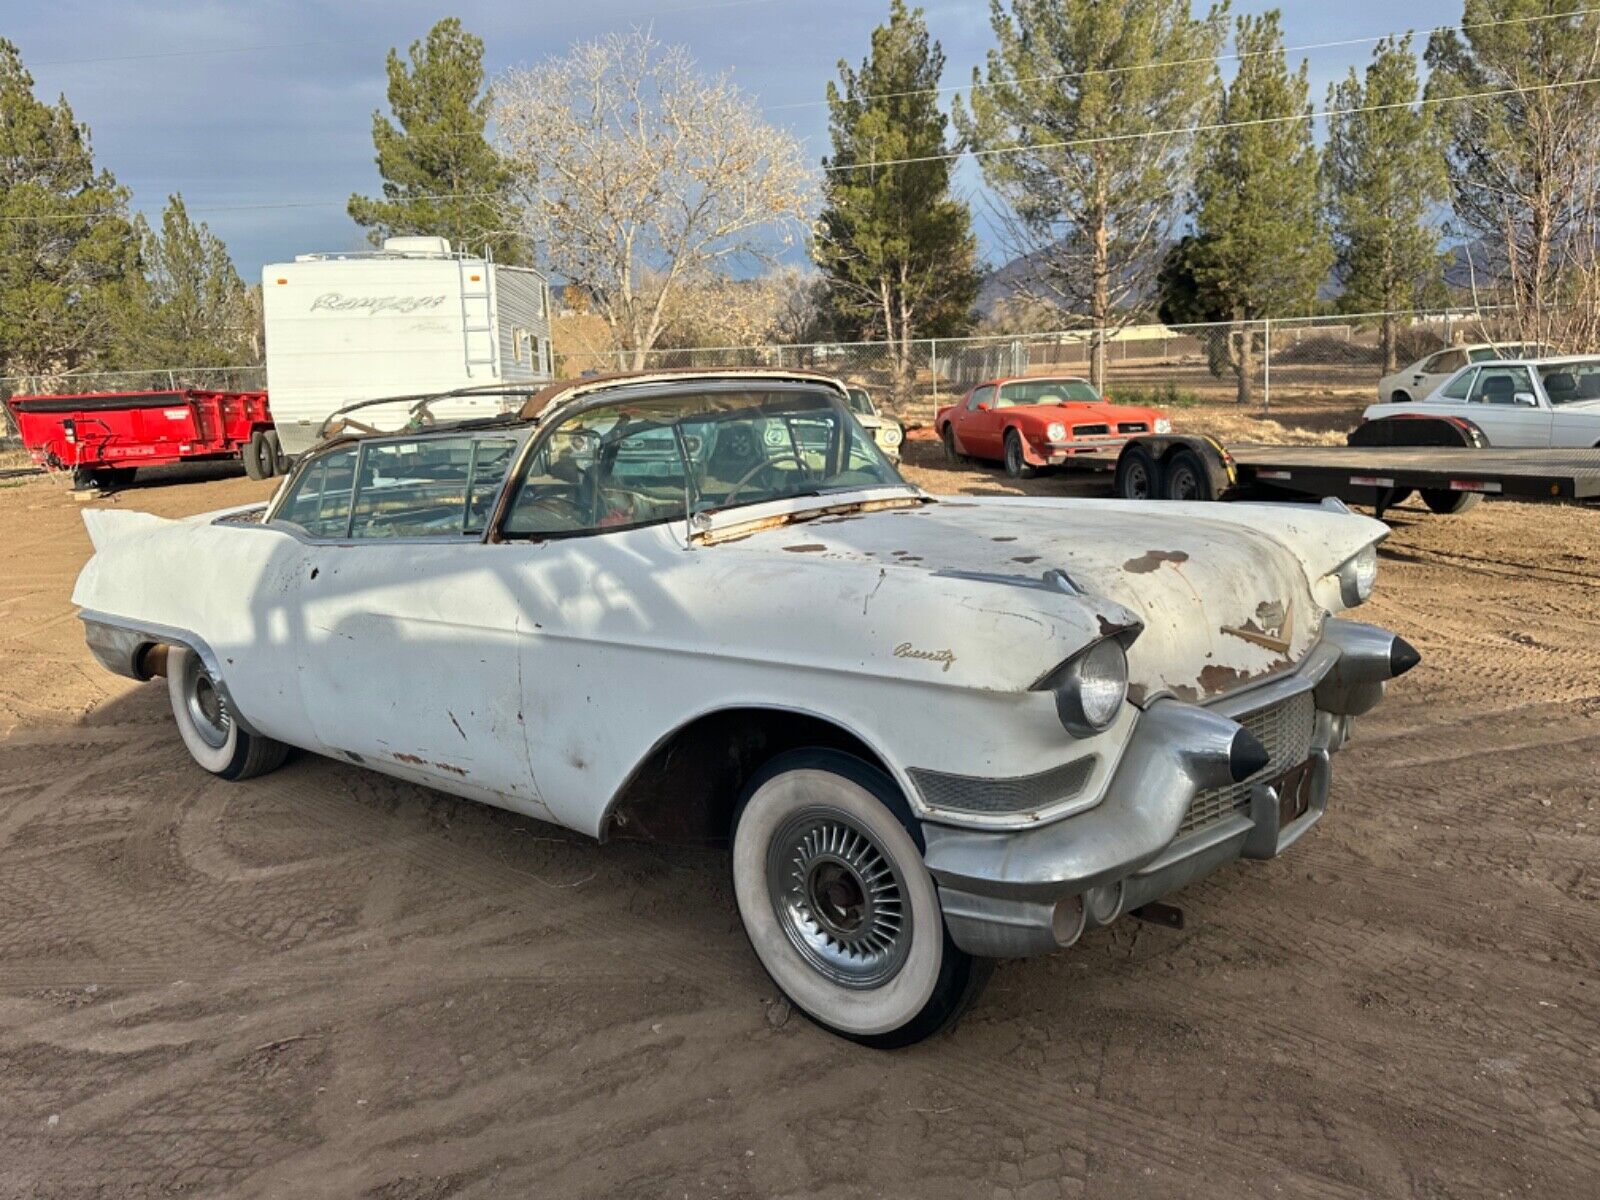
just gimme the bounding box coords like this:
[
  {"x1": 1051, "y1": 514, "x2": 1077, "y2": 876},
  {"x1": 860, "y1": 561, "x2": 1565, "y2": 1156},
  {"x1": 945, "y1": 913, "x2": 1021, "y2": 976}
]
[
  {"x1": 1336, "y1": 543, "x2": 1379, "y2": 608},
  {"x1": 1040, "y1": 637, "x2": 1129, "y2": 737},
  {"x1": 1154, "y1": 417, "x2": 1173, "y2": 434},
  {"x1": 877, "y1": 424, "x2": 903, "y2": 447},
  {"x1": 1046, "y1": 421, "x2": 1067, "y2": 442}
]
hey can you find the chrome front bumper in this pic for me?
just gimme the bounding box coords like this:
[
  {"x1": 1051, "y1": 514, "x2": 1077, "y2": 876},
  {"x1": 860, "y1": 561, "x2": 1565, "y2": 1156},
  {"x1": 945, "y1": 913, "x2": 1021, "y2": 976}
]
[{"x1": 922, "y1": 618, "x2": 1415, "y2": 957}]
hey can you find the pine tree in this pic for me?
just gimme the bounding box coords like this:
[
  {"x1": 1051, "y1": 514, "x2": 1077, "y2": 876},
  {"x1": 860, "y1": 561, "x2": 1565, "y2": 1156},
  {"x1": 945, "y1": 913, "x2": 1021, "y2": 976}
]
[
  {"x1": 1326, "y1": 36, "x2": 1448, "y2": 371},
  {"x1": 815, "y1": 0, "x2": 979, "y2": 414},
  {"x1": 1427, "y1": 1, "x2": 1600, "y2": 350},
  {"x1": 1179, "y1": 11, "x2": 1331, "y2": 405},
  {"x1": 348, "y1": 18, "x2": 521, "y2": 263},
  {"x1": 0, "y1": 37, "x2": 136, "y2": 408},
  {"x1": 119, "y1": 195, "x2": 259, "y2": 371},
  {"x1": 956, "y1": 0, "x2": 1227, "y2": 389}
]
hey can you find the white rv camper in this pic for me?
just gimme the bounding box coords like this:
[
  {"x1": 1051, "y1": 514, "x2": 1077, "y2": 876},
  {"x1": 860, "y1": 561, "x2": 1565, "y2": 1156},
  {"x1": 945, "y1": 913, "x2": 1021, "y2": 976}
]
[{"x1": 261, "y1": 237, "x2": 553, "y2": 455}]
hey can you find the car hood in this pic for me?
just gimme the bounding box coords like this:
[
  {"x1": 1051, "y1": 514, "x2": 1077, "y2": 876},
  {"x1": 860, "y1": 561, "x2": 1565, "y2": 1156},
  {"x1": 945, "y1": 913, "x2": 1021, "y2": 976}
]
[
  {"x1": 704, "y1": 493, "x2": 1385, "y2": 702},
  {"x1": 1007, "y1": 402, "x2": 1158, "y2": 428}
]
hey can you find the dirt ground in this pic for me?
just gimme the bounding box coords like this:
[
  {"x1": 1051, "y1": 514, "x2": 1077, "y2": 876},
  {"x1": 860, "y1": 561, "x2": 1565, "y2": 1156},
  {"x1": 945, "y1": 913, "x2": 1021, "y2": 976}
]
[{"x1": 1, "y1": 440, "x2": 1597, "y2": 1199}]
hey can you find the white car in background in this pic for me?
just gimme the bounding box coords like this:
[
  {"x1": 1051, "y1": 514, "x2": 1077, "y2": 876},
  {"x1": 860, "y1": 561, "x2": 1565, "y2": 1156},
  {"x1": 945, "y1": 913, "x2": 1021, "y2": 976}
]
[
  {"x1": 1364, "y1": 355, "x2": 1600, "y2": 447},
  {"x1": 844, "y1": 385, "x2": 904, "y2": 461},
  {"x1": 1376, "y1": 343, "x2": 1547, "y2": 405}
]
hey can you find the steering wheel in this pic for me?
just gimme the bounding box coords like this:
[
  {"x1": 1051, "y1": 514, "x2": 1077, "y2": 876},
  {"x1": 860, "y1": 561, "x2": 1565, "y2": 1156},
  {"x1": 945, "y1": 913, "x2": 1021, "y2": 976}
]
[{"x1": 720, "y1": 451, "x2": 814, "y2": 508}]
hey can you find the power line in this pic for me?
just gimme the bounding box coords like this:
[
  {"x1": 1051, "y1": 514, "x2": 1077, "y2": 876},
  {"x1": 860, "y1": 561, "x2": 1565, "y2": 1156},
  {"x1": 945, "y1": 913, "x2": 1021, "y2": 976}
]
[
  {"x1": 7, "y1": 64, "x2": 1600, "y2": 222},
  {"x1": 824, "y1": 72, "x2": 1600, "y2": 173},
  {"x1": 27, "y1": 0, "x2": 784, "y2": 68},
  {"x1": 766, "y1": 4, "x2": 1600, "y2": 112}
]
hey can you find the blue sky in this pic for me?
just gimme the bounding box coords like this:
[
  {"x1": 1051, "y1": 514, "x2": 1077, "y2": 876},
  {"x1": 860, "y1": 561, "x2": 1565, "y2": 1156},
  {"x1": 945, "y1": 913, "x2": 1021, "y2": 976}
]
[{"x1": 12, "y1": 1, "x2": 1467, "y2": 276}]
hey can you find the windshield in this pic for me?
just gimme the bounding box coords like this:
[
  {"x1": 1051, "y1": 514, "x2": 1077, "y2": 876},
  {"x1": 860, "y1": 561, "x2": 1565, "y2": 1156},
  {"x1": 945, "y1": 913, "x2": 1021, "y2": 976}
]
[
  {"x1": 502, "y1": 388, "x2": 905, "y2": 537},
  {"x1": 846, "y1": 387, "x2": 876, "y2": 416},
  {"x1": 997, "y1": 379, "x2": 1101, "y2": 407},
  {"x1": 1537, "y1": 360, "x2": 1600, "y2": 405}
]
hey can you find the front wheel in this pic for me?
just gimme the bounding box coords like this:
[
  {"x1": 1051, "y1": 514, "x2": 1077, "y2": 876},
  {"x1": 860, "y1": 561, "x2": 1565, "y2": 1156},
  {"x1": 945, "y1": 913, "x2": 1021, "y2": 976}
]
[
  {"x1": 1003, "y1": 429, "x2": 1039, "y2": 479},
  {"x1": 166, "y1": 646, "x2": 289, "y2": 780},
  {"x1": 731, "y1": 750, "x2": 990, "y2": 1048},
  {"x1": 941, "y1": 424, "x2": 961, "y2": 463}
]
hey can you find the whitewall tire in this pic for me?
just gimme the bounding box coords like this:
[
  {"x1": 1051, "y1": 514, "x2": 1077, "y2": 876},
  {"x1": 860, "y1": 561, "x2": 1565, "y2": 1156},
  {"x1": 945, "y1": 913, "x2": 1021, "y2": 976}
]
[
  {"x1": 731, "y1": 749, "x2": 990, "y2": 1048},
  {"x1": 166, "y1": 646, "x2": 288, "y2": 781}
]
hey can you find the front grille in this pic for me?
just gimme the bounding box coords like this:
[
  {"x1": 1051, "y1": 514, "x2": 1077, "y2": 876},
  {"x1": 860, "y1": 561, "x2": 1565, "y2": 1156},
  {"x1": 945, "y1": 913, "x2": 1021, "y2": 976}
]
[
  {"x1": 1073, "y1": 423, "x2": 1111, "y2": 437},
  {"x1": 1118, "y1": 421, "x2": 1148, "y2": 434},
  {"x1": 1177, "y1": 691, "x2": 1316, "y2": 837}
]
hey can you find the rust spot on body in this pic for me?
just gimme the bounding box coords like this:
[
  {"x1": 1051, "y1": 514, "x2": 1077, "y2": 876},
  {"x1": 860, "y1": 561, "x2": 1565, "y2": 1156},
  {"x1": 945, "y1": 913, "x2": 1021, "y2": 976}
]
[
  {"x1": 1123, "y1": 549, "x2": 1189, "y2": 573},
  {"x1": 783, "y1": 543, "x2": 827, "y2": 553},
  {"x1": 1197, "y1": 664, "x2": 1252, "y2": 695},
  {"x1": 392, "y1": 752, "x2": 426, "y2": 766},
  {"x1": 1012, "y1": 555, "x2": 1040, "y2": 564}
]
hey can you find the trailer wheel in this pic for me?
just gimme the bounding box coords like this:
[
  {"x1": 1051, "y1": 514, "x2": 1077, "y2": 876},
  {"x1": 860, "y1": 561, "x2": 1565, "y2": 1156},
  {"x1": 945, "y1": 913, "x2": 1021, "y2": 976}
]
[
  {"x1": 243, "y1": 432, "x2": 269, "y2": 480},
  {"x1": 1421, "y1": 489, "x2": 1482, "y2": 515},
  {"x1": 264, "y1": 430, "x2": 289, "y2": 476},
  {"x1": 1113, "y1": 444, "x2": 1160, "y2": 500},
  {"x1": 166, "y1": 646, "x2": 288, "y2": 781},
  {"x1": 1162, "y1": 447, "x2": 1215, "y2": 502}
]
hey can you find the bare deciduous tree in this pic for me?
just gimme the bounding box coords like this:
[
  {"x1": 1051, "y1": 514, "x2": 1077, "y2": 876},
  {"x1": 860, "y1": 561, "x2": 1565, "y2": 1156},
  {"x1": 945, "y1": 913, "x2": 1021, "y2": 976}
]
[{"x1": 494, "y1": 30, "x2": 813, "y2": 368}]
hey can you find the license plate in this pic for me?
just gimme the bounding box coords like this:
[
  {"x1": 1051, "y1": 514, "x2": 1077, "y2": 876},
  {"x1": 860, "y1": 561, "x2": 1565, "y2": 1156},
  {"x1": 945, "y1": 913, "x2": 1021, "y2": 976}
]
[{"x1": 1272, "y1": 759, "x2": 1315, "y2": 826}]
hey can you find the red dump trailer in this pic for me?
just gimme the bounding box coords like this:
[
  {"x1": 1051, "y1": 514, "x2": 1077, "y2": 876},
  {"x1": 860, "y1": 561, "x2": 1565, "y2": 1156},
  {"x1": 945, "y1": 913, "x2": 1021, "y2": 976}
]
[{"x1": 3, "y1": 389, "x2": 286, "y2": 488}]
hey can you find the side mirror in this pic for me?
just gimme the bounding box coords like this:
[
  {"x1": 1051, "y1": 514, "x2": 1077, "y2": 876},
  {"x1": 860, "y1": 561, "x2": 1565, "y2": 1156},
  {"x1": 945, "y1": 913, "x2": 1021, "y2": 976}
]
[
  {"x1": 975, "y1": 401, "x2": 991, "y2": 412},
  {"x1": 1513, "y1": 392, "x2": 1538, "y2": 407}
]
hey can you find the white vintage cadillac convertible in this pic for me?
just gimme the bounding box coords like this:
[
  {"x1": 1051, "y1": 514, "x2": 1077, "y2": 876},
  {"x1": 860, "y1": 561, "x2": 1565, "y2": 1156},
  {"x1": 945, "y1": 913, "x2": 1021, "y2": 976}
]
[{"x1": 74, "y1": 370, "x2": 1417, "y2": 1046}]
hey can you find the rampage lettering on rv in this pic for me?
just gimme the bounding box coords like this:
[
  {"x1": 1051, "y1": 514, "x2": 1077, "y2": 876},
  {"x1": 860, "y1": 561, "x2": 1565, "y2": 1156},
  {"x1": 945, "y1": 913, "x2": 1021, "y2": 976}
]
[{"x1": 308, "y1": 292, "x2": 449, "y2": 316}]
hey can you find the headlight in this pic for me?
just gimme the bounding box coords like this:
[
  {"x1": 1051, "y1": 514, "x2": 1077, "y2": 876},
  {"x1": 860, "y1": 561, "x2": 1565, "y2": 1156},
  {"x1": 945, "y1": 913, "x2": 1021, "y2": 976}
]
[
  {"x1": 1154, "y1": 417, "x2": 1172, "y2": 434},
  {"x1": 1040, "y1": 638, "x2": 1128, "y2": 736},
  {"x1": 1336, "y1": 543, "x2": 1379, "y2": 607},
  {"x1": 1046, "y1": 422, "x2": 1067, "y2": 442},
  {"x1": 877, "y1": 425, "x2": 903, "y2": 447}
]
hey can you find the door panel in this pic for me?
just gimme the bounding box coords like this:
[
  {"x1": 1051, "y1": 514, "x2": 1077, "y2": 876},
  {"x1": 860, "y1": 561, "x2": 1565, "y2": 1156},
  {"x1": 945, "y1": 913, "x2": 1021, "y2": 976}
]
[{"x1": 294, "y1": 542, "x2": 553, "y2": 820}]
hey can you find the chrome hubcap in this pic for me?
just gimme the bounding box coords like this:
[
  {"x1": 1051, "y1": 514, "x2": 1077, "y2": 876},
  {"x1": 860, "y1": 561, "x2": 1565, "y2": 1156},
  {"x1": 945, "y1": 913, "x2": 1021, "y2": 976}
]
[
  {"x1": 767, "y1": 808, "x2": 911, "y2": 989},
  {"x1": 183, "y1": 653, "x2": 230, "y2": 749}
]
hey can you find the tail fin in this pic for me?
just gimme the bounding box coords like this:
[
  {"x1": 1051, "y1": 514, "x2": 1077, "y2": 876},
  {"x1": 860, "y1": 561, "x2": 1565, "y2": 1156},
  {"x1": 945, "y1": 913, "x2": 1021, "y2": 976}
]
[{"x1": 81, "y1": 508, "x2": 171, "y2": 553}]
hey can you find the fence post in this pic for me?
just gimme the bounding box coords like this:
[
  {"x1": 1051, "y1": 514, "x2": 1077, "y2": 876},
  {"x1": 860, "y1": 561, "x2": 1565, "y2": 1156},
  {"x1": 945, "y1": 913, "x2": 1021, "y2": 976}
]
[{"x1": 1262, "y1": 318, "x2": 1271, "y2": 414}]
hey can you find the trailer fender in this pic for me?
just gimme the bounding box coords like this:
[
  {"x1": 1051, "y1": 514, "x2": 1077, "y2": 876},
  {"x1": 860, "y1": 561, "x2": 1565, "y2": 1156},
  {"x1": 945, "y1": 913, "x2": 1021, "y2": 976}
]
[
  {"x1": 1114, "y1": 435, "x2": 1234, "y2": 501},
  {"x1": 1347, "y1": 414, "x2": 1488, "y2": 449}
]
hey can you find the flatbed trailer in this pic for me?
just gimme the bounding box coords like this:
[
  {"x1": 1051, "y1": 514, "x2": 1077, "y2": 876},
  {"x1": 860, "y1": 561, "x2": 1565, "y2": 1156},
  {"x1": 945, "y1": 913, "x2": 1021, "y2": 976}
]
[
  {"x1": 1113, "y1": 431, "x2": 1600, "y2": 518},
  {"x1": 3, "y1": 389, "x2": 283, "y2": 489}
]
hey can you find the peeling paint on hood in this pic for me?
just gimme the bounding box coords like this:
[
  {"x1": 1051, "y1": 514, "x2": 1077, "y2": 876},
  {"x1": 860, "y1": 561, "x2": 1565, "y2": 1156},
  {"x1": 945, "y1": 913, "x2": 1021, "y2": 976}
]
[{"x1": 714, "y1": 494, "x2": 1387, "y2": 702}]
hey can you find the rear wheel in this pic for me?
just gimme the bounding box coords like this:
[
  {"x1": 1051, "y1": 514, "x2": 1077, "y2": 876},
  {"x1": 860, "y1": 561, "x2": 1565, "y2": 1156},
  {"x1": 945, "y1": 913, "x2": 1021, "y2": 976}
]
[
  {"x1": 1003, "y1": 429, "x2": 1039, "y2": 479},
  {"x1": 1113, "y1": 444, "x2": 1160, "y2": 500},
  {"x1": 1420, "y1": 489, "x2": 1482, "y2": 515},
  {"x1": 242, "y1": 431, "x2": 269, "y2": 480},
  {"x1": 1162, "y1": 447, "x2": 1215, "y2": 501},
  {"x1": 166, "y1": 646, "x2": 288, "y2": 780},
  {"x1": 731, "y1": 749, "x2": 990, "y2": 1048}
]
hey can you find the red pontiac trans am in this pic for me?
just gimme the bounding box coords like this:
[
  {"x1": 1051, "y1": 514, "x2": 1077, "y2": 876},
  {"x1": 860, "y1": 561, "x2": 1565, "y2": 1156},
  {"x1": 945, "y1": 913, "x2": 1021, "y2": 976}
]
[{"x1": 935, "y1": 375, "x2": 1170, "y2": 478}]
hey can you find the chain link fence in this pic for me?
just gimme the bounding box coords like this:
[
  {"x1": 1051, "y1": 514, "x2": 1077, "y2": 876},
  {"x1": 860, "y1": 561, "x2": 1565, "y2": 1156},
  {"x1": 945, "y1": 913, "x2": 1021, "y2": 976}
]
[
  {"x1": 555, "y1": 307, "x2": 1525, "y2": 425},
  {"x1": 3, "y1": 308, "x2": 1527, "y2": 444}
]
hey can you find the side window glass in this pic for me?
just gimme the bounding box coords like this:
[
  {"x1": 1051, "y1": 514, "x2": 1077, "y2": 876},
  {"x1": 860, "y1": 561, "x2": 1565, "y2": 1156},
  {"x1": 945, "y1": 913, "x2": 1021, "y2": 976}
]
[
  {"x1": 275, "y1": 447, "x2": 358, "y2": 536},
  {"x1": 1419, "y1": 354, "x2": 1442, "y2": 373},
  {"x1": 1469, "y1": 366, "x2": 1532, "y2": 405},
  {"x1": 967, "y1": 386, "x2": 995, "y2": 411},
  {"x1": 465, "y1": 438, "x2": 518, "y2": 534},
  {"x1": 349, "y1": 437, "x2": 476, "y2": 538},
  {"x1": 1439, "y1": 369, "x2": 1476, "y2": 401},
  {"x1": 1439, "y1": 350, "x2": 1467, "y2": 373}
]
